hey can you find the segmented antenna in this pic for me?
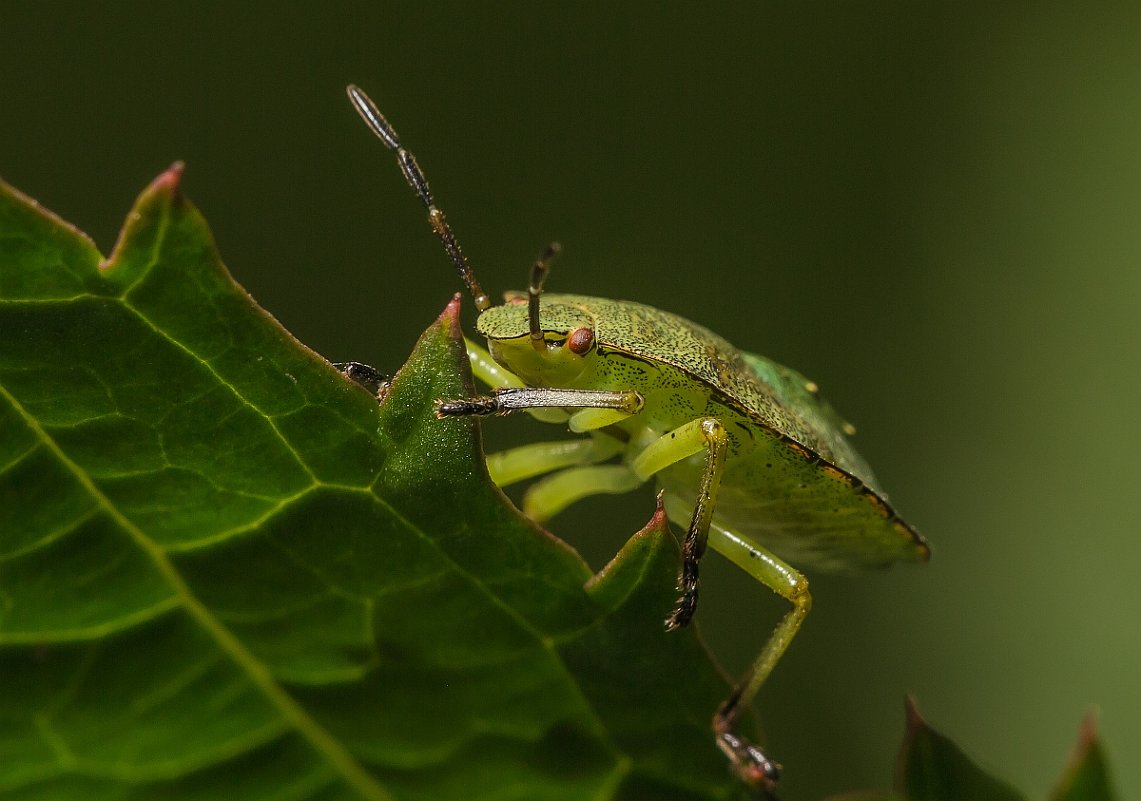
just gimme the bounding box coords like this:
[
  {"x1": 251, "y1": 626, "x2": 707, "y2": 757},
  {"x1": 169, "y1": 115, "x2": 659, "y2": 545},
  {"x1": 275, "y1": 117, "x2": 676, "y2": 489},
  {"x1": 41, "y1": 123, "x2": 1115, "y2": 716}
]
[
  {"x1": 528, "y1": 242, "x2": 560, "y2": 351},
  {"x1": 346, "y1": 84, "x2": 491, "y2": 312}
]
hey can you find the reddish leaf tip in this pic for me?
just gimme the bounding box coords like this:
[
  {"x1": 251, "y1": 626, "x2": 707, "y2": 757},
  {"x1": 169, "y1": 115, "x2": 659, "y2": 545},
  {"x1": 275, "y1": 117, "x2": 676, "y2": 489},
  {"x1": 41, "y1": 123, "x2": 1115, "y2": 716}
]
[
  {"x1": 436, "y1": 293, "x2": 464, "y2": 341},
  {"x1": 904, "y1": 694, "x2": 925, "y2": 731},
  {"x1": 1078, "y1": 707, "x2": 1100, "y2": 741},
  {"x1": 154, "y1": 161, "x2": 186, "y2": 193},
  {"x1": 1065, "y1": 708, "x2": 1101, "y2": 767},
  {"x1": 647, "y1": 489, "x2": 668, "y2": 532},
  {"x1": 99, "y1": 164, "x2": 188, "y2": 272},
  {"x1": 585, "y1": 491, "x2": 671, "y2": 593},
  {"x1": 1049, "y1": 707, "x2": 1118, "y2": 801},
  {"x1": 894, "y1": 694, "x2": 927, "y2": 790},
  {"x1": 141, "y1": 162, "x2": 186, "y2": 205}
]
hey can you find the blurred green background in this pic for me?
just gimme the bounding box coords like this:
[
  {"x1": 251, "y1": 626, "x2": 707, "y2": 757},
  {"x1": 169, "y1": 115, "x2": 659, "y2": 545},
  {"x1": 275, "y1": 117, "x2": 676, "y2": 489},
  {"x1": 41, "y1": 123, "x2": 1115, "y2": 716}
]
[{"x1": 3, "y1": 4, "x2": 1138, "y2": 799}]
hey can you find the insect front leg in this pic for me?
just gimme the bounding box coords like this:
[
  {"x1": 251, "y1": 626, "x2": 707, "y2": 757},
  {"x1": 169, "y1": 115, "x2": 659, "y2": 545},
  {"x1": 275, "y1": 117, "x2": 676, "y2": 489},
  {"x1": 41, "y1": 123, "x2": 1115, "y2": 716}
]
[
  {"x1": 465, "y1": 338, "x2": 525, "y2": 390},
  {"x1": 463, "y1": 339, "x2": 645, "y2": 429},
  {"x1": 630, "y1": 417, "x2": 728, "y2": 630},
  {"x1": 436, "y1": 386, "x2": 642, "y2": 421},
  {"x1": 439, "y1": 382, "x2": 646, "y2": 519},
  {"x1": 457, "y1": 340, "x2": 643, "y2": 515},
  {"x1": 466, "y1": 338, "x2": 573, "y2": 425}
]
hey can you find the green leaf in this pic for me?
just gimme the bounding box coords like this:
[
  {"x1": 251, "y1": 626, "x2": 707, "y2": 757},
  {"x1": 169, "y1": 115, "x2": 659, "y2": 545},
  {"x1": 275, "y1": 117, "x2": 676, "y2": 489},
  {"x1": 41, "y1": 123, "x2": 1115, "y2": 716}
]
[
  {"x1": 1049, "y1": 714, "x2": 1120, "y2": 801},
  {"x1": 890, "y1": 701, "x2": 1124, "y2": 801},
  {"x1": 0, "y1": 168, "x2": 746, "y2": 800},
  {"x1": 895, "y1": 698, "x2": 1025, "y2": 801}
]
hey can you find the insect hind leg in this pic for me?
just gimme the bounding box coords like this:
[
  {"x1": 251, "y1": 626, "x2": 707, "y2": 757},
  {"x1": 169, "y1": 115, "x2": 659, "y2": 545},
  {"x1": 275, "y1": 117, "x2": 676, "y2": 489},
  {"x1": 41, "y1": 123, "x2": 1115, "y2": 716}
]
[{"x1": 667, "y1": 504, "x2": 811, "y2": 793}]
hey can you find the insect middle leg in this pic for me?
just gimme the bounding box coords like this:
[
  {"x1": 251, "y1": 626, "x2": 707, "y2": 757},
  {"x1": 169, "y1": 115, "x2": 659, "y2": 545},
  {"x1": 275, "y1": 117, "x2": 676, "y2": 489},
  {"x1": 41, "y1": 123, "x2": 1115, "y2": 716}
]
[
  {"x1": 629, "y1": 417, "x2": 728, "y2": 630},
  {"x1": 486, "y1": 435, "x2": 624, "y2": 488}
]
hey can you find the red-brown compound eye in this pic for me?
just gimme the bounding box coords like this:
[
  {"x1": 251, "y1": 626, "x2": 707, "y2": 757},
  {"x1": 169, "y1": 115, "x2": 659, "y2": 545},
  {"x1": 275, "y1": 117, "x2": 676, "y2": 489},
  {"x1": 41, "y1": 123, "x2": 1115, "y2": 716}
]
[{"x1": 567, "y1": 327, "x2": 595, "y2": 355}]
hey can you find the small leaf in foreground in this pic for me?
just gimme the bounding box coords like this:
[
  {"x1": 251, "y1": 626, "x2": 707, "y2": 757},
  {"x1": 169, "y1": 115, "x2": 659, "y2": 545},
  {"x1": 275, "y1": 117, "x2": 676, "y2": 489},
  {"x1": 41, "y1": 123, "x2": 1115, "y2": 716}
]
[
  {"x1": 895, "y1": 697, "x2": 1025, "y2": 801},
  {"x1": 1049, "y1": 713, "x2": 1119, "y2": 801}
]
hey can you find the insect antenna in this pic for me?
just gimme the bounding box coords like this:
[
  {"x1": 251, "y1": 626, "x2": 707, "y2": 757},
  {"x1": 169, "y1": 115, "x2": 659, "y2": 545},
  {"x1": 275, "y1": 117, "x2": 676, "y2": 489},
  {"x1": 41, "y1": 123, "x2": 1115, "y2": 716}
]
[
  {"x1": 346, "y1": 84, "x2": 491, "y2": 312},
  {"x1": 528, "y1": 242, "x2": 561, "y2": 351}
]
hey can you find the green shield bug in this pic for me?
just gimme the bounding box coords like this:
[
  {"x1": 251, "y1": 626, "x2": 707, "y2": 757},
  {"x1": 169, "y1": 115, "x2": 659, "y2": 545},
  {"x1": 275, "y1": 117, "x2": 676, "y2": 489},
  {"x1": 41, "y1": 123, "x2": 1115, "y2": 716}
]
[{"x1": 346, "y1": 84, "x2": 930, "y2": 793}]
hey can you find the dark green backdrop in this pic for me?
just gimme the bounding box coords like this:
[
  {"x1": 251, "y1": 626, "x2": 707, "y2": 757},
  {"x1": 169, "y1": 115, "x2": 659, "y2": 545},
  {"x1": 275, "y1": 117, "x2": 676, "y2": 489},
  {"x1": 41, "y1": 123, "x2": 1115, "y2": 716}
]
[{"x1": 3, "y1": 4, "x2": 1138, "y2": 800}]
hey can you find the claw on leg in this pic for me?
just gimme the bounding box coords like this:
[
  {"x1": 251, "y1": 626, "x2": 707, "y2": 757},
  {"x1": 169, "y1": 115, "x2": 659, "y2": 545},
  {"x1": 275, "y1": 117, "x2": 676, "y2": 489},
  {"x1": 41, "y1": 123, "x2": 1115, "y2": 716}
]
[
  {"x1": 715, "y1": 729, "x2": 782, "y2": 792},
  {"x1": 713, "y1": 692, "x2": 781, "y2": 791}
]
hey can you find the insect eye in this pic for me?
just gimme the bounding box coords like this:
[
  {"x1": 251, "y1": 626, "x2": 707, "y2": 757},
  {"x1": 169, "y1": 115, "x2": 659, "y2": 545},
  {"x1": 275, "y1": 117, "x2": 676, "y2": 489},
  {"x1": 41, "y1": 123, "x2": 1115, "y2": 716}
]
[{"x1": 567, "y1": 327, "x2": 595, "y2": 355}]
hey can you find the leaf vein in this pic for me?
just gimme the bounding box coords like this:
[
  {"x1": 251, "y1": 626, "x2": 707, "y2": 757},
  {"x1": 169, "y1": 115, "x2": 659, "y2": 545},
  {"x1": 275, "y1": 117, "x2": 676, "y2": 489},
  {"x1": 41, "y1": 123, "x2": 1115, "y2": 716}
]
[
  {"x1": 0, "y1": 382, "x2": 398, "y2": 801},
  {"x1": 366, "y1": 495, "x2": 627, "y2": 765}
]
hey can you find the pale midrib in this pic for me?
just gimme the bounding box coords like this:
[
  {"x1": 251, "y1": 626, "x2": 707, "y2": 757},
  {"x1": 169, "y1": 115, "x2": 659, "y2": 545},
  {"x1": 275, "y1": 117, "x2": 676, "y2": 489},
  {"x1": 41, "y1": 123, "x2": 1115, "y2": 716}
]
[{"x1": 0, "y1": 384, "x2": 396, "y2": 801}]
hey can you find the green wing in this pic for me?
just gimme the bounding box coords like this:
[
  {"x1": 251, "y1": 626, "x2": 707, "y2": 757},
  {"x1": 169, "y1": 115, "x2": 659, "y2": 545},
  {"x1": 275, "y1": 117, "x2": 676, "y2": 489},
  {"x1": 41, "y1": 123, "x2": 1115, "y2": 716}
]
[{"x1": 740, "y1": 351, "x2": 881, "y2": 495}]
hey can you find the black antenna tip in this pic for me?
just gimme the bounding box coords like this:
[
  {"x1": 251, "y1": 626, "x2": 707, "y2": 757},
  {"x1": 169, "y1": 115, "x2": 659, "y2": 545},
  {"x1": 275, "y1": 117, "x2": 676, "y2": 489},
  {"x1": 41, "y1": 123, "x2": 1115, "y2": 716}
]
[{"x1": 346, "y1": 84, "x2": 401, "y2": 150}]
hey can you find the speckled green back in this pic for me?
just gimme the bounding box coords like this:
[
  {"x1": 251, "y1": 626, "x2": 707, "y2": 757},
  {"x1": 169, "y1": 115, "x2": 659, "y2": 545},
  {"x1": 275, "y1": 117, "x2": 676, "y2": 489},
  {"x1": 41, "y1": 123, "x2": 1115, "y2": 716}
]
[{"x1": 478, "y1": 293, "x2": 881, "y2": 492}]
